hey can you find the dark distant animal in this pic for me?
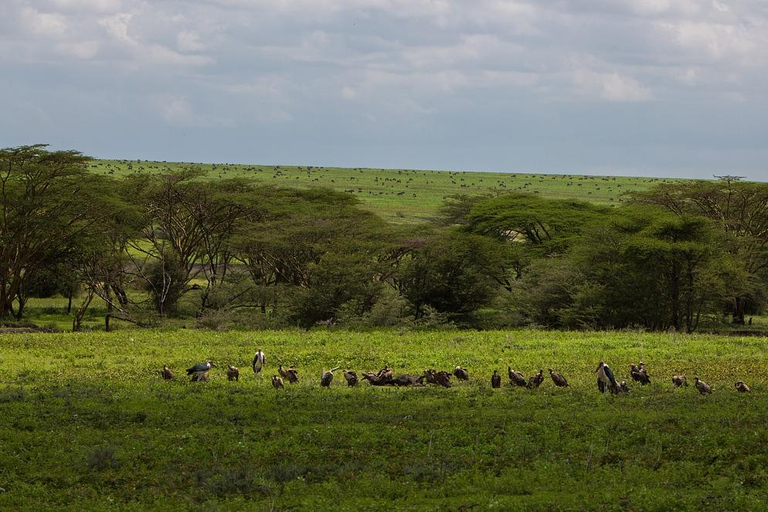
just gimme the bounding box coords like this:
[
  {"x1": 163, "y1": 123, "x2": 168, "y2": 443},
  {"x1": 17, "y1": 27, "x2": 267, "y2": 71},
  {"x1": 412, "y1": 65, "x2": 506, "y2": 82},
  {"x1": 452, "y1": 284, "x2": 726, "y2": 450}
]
[
  {"x1": 619, "y1": 380, "x2": 630, "y2": 393},
  {"x1": 672, "y1": 375, "x2": 688, "y2": 387},
  {"x1": 186, "y1": 361, "x2": 215, "y2": 382},
  {"x1": 491, "y1": 370, "x2": 501, "y2": 389},
  {"x1": 527, "y1": 369, "x2": 544, "y2": 389},
  {"x1": 735, "y1": 381, "x2": 751, "y2": 393},
  {"x1": 424, "y1": 369, "x2": 438, "y2": 385},
  {"x1": 343, "y1": 370, "x2": 359, "y2": 387},
  {"x1": 227, "y1": 365, "x2": 240, "y2": 381},
  {"x1": 252, "y1": 349, "x2": 265, "y2": 376},
  {"x1": 321, "y1": 367, "x2": 340, "y2": 387},
  {"x1": 596, "y1": 361, "x2": 619, "y2": 394},
  {"x1": 630, "y1": 364, "x2": 651, "y2": 385},
  {"x1": 453, "y1": 366, "x2": 469, "y2": 381},
  {"x1": 508, "y1": 367, "x2": 527, "y2": 387},
  {"x1": 363, "y1": 367, "x2": 395, "y2": 386},
  {"x1": 272, "y1": 375, "x2": 284, "y2": 389},
  {"x1": 278, "y1": 365, "x2": 299, "y2": 384},
  {"x1": 392, "y1": 374, "x2": 425, "y2": 386},
  {"x1": 433, "y1": 371, "x2": 452, "y2": 388},
  {"x1": 160, "y1": 365, "x2": 174, "y2": 380},
  {"x1": 549, "y1": 368, "x2": 568, "y2": 387},
  {"x1": 694, "y1": 377, "x2": 711, "y2": 394}
]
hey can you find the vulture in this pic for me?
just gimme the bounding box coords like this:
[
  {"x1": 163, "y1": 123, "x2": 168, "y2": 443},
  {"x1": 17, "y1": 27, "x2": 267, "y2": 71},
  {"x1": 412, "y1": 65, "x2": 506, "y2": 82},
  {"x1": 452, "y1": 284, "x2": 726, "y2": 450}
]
[
  {"x1": 278, "y1": 365, "x2": 299, "y2": 384},
  {"x1": 735, "y1": 381, "x2": 751, "y2": 393},
  {"x1": 596, "y1": 361, "x2": 619, "y2": 394},
  {"x1": 508, "y1": 367, "x2": 527, "y2": 388},
  {"x1": 343, "y1": 370, "x2": 359, "y2": 387},
  {"x1": 423, "y1": 369, "x2": 438, "y2": 385},
  {"x1": 186, "y1": 361, "x2": 215, "y2": 382},
  {"x1": 630, "y1": 364, "x2": 651, "y2": 385},
  {"x1": 393, "y1": 374, "x2": 424, "y2": 386},
  {"x1": 694, "y1": 377, "x2": 712, "y2": 394},
  {"x1": 619, "y1": 380, "x2": 630, "y2": 393},
  {"x1": 252, "y1": 349, "x2": 265, "y2": 376},
  {"x1": 549, "y1": 368, "x2": 569, "y2": 387},
  {"x1": 321, "y1": 367, "x2": 340, "y2": 387},
  {"x1": 433, "y1": 371, "x2": 452, "y2": 388},
  {"x1": 491, "y1": 370, "x2": 501, "y2": 389},
  {"x1": 671, "y1": 375, "x2": 688, "y2": 387},
  {"x1": 527, "y1": 369, "x2": 544, "y2": 389},
  {"x1": 227, "y1": 365, "x2": 240, "y2": 381},
  {"x1": 272, "y1": 375, "x2": 284, "y2": 389},
  {"x1": 363, "y1": 368, "x2": 394, "y2": 386},
  {"x1": 160, "y1": 365, "x2": 175, "y2": 380},
  {"x1": 453, "y1": 366, "x2": 469, "y2": 381}
]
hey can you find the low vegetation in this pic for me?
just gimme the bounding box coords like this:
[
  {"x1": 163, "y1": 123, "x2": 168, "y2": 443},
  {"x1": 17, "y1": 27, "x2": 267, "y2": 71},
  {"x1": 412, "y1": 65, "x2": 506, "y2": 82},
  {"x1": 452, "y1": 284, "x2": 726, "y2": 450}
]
[{"x1": 1, "y1": 329, "x2": 767, "y2": 510}]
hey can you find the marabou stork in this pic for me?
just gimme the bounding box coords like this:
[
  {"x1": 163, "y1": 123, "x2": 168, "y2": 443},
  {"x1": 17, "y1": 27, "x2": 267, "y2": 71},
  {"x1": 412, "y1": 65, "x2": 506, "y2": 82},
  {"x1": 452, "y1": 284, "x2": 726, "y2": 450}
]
[
  {"x1": 596, "y1": 361, "x2": 619, "y2": 394},
  {"x1": 252, "y1": 349, "x2": 265, "y2": 376},
  {"x1": 186, "y1": 361, "x2": 215, "y2": 382}
]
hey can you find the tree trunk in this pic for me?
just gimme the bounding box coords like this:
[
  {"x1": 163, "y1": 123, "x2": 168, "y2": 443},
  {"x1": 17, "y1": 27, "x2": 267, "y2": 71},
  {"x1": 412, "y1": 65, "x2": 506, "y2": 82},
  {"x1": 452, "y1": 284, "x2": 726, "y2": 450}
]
[
  {"x1": 732, "y1": 296, "x2": 746, "y2": 324},
  {"x1": 66, "y1": 289, "x2": 73, "y2": 315}
]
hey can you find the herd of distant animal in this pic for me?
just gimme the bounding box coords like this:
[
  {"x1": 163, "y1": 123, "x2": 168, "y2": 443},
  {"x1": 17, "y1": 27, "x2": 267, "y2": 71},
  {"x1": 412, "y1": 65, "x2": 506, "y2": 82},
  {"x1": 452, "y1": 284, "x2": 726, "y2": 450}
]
[{"x1": 158, "y1": 349, "x2": 752, "y2": 395}]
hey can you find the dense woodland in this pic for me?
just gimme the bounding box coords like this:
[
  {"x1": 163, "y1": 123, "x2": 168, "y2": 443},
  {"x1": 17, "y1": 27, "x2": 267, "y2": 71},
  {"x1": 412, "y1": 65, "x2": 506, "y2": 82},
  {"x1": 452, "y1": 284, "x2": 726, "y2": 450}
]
[{"x1": 2, "y1": 144, "x2": 768, "y2": 332}]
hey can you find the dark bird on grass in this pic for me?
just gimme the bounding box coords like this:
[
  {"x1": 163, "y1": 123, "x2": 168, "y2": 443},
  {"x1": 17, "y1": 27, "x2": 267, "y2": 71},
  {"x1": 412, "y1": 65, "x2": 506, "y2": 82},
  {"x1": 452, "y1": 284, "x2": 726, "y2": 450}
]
[
  {"x1": 278, "y1": 365, "x2": 299, "y2": 384},
  {"x1": 619, "y1": 380, "x2": 630, "y2": 393},
  {"x1": 227, "y1": 365, "x2": 240, "y2": 381},
  {"x1": 630, "y1": 364, "x2": 651, "y2": 385},
  {"x1": 393, "y1": 374, "x2": 425, "y2": 387},
  {"x1": 272, "y1": 375, "x2": 284, "y2": 389},
  {"x1": 735, "y1": 381, "x2": 751, "y2": 393},
  {"x1": 160, "y1": 365, "x2": 175, "y2": 380},
  {"x1": 694, "y1": 377, "x2": 712, "y2": 394},
  {"x1": 186, "y1": 361, "x2": 215, "y2": 381},
  {"x1": 321, "y1": 367, "x2": 340, "y2": 387},
  {"x1": 672, "y1": 375, "x2": 688, "y2": 387},
  {"x1": 491, "y1": 370, "x2": 501, "y2": 389},
  {"x1": 596, "y1": 361, "x2": 619, "y2": 394},
  {"x1": 343, "y1": 370, "x2": 359, "y2": 387},
  {"x1": 527, "y1": 369, "x2": 544, "y2": 389},
  {"x1": 252, "y1": 349, "x2": 265, "y2": 376},
  {"x1": 424, "y1": 369, "x2": 438, "y2": 385},
  {"x1": 453, "y1": 366, "x2": 469, "y2": 381},
  {"x1": 549, "y1": 369, "x2": 569, "y2": 387},
  {"x1": 508, "y1": 367, "x2": 527, "y2": 387},
  {"x1": 433, "y1": 371, "x2": 452, "y2": 388}
]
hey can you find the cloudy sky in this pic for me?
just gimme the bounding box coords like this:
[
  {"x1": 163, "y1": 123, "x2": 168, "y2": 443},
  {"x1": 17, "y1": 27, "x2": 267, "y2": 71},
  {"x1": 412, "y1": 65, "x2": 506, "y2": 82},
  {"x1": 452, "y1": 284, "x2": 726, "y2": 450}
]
[{"x1": 2, "y1": 0, "x2": 767, "y2": 179}]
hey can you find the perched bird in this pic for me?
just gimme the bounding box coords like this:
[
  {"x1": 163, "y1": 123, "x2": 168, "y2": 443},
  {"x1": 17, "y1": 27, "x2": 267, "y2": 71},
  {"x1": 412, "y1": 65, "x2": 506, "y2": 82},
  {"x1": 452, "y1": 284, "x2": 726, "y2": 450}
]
[
  {"x1": 252, "y1": 349, "x2": 265, "y2": 376},
  {"x1": 549, "y1": 369, "x2": 569, "y2": 387},
  {"x1": 278, "y1": 365, "x2": 299, "y2": 384},
  {"x1": 630, "y1": 364, "x2": 651, "y2": 385},
  {"x1": 454, "y1": 366, "x2": 469, "y2": 381},
  {"x1": 343, "y1": 370, "x2": 359, "y2": 387},
  {"x1": 491, "y1": 370, "x2": 501, "y2": 389},
  {"x1": 735, "y1": 381, "x2": 751, "y2": 393},
  {"x1": 186, "y1": 361, "x2": 215, "y2": 382},
  {"x1": 160, "y1": 365, "x2": 175, "y2": 380},
  {"x1": 694, "y1": 377, "x2": 712, "y2": 394},
  {"x1": 227, "y1": 365, "x2": 240, "y2": 381},
  {"x1": 320, "y1": 367, "x2": 340, "y2": 387},
  {"x1": 671, "y1": 375, "x2": 688, "y2": 387},
  {"x1": 272, "y1": 375, "x2": 284, "y2": 389},
  {"x1": 527, "y1": 369, "x2": 544, "y2": 389},
  {"x1": 508, "y1": 367, "x2": 527, "y2": 387},
  {"x1": 596, "y1": 361, "x2": 619, "y2": 394}
]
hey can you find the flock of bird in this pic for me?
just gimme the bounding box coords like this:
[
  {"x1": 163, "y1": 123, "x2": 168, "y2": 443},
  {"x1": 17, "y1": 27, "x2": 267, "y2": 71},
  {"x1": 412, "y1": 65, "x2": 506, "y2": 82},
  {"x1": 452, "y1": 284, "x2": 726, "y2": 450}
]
[{"x1": 158, "y1": 350, "x2": 752, "y2": 395}]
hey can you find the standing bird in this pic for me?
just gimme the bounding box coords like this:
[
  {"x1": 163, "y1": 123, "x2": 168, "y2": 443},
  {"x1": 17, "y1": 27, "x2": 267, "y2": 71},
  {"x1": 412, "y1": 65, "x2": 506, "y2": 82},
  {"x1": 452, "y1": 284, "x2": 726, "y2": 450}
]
[
  {"x1": 527, "y1": 369, "x2": 544, "y2": 389},
  {"x1": 694, "y1": 377, "x2": 712, "y2": 394},
  {"x1": 227, "y1": 365, "x2": 240, "y2": 381},
  {"x1": 491, "y1": 370, "x2": 501, "y2": 389},
  {"x1": 630, "y1": 364, "x2": 651, "y2": 385},
  {"x1": 454, "y1": 366, "x2": 469, "y2": 381},
  {"x1": 549, "y1": 368, "x2": 569, "y2": 387},
  {"x1": 508, "y1": 367, "x2": 527, "y2": 388},
  {"x1": 186, "y1": 361, "x2": 215, "y2": 382},
  {"x1": 672, "y1": 375, "x2": 688, "y2": 387},
  {"x1": 272, "y1": 375, "x2": 284, "y2": 389},
  {"x1": 160, "y1": 365, "x2": 175, "y2": 380},
  {"x1": 343, "y1": 370, "x2": 359, "y2": 387},
  {"x1": 735, "y1": 381, "x2": 751, "y2": 393},
  {"x1": 596, "y1": 361, "x2": 619, "y2": 394},
  {"x1": 619, "y1": 380, "x2": 630, "y2": 393},
  {"x1": 278, "y1": 365, "x2": 299, "y2": 384},
  {"x1": 321, "y1": 367, "x2": 340, "y2": 387},
  {"x1": 252, "y1": 349, "x2": 265, "y2": 377}
]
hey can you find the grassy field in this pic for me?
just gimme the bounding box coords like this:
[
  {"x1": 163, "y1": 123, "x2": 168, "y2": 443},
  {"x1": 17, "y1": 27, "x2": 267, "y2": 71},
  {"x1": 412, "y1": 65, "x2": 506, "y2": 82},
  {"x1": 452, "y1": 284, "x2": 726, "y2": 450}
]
[
  {"x1": 89, "y1": 160, "x2": 679, "y2": 223},
  {"x1": 2, "y1": 329, "x2": 767, "y2": 510}
]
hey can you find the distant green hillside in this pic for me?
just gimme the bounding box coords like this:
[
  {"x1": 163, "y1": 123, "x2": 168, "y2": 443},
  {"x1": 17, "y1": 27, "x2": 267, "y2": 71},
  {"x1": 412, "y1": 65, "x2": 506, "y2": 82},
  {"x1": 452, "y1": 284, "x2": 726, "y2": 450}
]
[{"x1": 90, "y1": 159, "x2": 682, "y2": 223}]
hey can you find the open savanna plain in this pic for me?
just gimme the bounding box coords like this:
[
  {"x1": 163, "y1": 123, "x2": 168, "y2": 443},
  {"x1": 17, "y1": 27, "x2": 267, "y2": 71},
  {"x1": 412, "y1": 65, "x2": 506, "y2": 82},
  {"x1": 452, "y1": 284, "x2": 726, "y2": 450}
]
[
  {"x1": 89, "y1": 159, "x2": 678, "y2": 223},
  {"x1": 2, "y1": 330, "x2": 768, "y2": 510}
]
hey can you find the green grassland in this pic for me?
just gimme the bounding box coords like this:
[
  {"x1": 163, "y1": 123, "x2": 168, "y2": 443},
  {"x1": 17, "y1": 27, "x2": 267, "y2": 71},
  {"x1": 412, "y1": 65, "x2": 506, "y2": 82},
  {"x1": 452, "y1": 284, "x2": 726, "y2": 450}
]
[
  {"x1": 2, "y1": 329, "x2": 767, "y2": 510},
  {"x1": 90, "y1": 160, "x2": 679, "y2": 223}
]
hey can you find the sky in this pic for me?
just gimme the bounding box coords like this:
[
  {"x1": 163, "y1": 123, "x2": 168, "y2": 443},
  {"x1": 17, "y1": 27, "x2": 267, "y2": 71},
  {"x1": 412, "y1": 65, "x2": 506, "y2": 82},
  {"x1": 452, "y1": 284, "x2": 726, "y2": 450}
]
[{"x1": 1, "y1": 0, "x2": 767, "y2": 180}]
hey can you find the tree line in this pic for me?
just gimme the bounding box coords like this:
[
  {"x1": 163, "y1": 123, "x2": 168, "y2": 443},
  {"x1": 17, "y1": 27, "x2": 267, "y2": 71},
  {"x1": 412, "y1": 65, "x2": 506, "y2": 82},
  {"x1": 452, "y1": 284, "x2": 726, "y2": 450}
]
[{"x1": 2, "y1": 145, "x2": 767, "y2": 332}]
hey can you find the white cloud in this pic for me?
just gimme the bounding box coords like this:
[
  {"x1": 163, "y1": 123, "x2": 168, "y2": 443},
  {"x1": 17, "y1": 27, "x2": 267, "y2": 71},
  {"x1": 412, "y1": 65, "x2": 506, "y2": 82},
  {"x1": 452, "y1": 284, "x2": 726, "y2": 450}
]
[
  {"x1": 177, "y1": 30, "x2": 205, "y2": 52},
  {"x1": 573, "y1": 70, "x2": 652, "y2": 102}
]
